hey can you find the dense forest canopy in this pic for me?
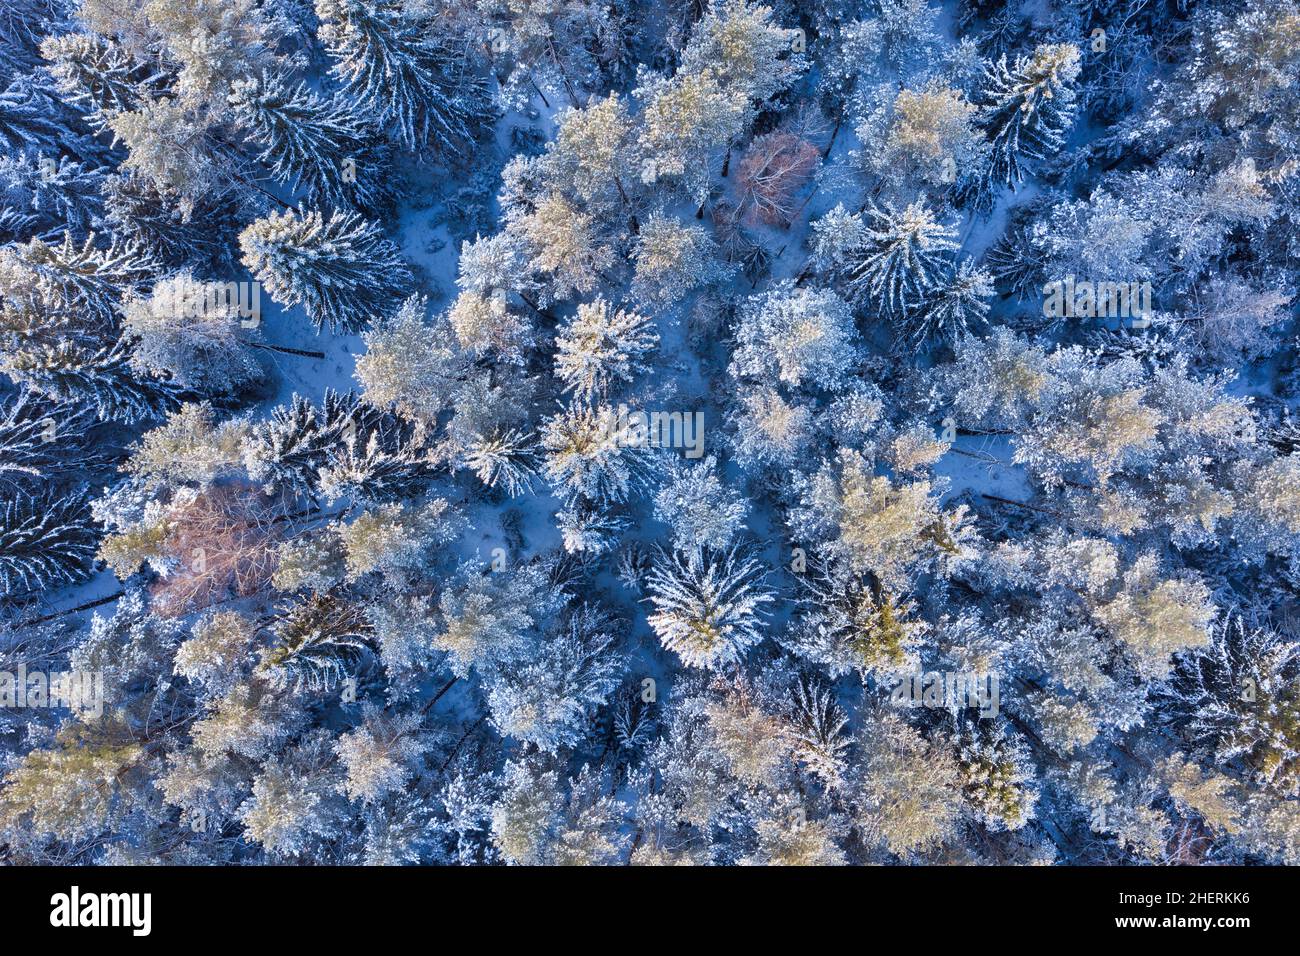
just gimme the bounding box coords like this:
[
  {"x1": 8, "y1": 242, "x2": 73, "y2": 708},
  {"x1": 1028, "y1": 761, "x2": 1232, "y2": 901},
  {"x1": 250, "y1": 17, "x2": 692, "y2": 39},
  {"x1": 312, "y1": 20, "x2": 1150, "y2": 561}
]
[{"x1": 0, "y1": 0, "x2": 1297, "y2": 866}]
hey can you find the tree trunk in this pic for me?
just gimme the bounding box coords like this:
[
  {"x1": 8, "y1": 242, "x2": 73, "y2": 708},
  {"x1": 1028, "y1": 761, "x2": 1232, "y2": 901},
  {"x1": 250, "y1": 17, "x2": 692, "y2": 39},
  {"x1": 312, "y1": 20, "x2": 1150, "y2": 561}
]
[{"x1": 247, "y1": 341, "x2": 326, "y2": 359}]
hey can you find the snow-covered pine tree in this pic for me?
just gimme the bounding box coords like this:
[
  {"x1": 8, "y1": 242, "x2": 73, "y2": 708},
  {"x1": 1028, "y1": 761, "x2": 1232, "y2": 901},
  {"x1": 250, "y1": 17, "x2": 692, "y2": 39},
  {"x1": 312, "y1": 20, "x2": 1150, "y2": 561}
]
[
  {"x1": 483, "y1": 603, "x2": 623, "y2": 752},
  {"x1": 122, "y1": 272, "x2": 264, "y2": 397},
  {"x1": 635, "y1": 68, "x2": 748, "y2": 205},
  {"x1": 355, "y1": 295, "x2": 467, "y2": 423},
  {"x1": 543, "y1": 93, "x2": 639, "y2": 218},
  {"x1": 678, "y1": 0, "x2": 807, "y2": 108},
  {"x1": 729, "y1": 281, "x2": 861, "y2": 391},
  {"x1": 645, "y1": 545, "x2": 774, "y2": 669},
  {"x1": 553, "y1": 297, "x2": 658, "y2": 401},
  {"x1": 229, "y1": 72, "x2": 392, "y2": 214},
  {"x1": 630, "y1": 211, "x2": 731, "y2": 305},
  {"x1": 652, "y1": 455, "x2": 749, "y2": 554}
]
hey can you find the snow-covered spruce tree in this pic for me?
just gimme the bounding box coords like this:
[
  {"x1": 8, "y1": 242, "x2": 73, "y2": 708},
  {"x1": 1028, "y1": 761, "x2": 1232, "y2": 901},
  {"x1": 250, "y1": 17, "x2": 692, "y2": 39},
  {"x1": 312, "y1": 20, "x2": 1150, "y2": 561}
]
[
  {"x1": 1158, "y1": 617, "x2": 1300, "y2": 799},
  {"x1": 786, "y1": 675, "x2": 852, "y2": 786},
  {"x1": 0, "y1": 390, "x2": 93, "y2": 491},
  {"x1": 0, "y1": 0, "x2": 65, "y2": 79},
  {"x1": 257, "y1": 592, "x2": 375, "y2": 693},
  {"x1": 950, "y1": 716, "x2": 1038, "y2": 832},
  {"x1": 239, "y1": 206, "x2": 413, "y2": 333},
  {"x1": 244, "y1": 389, "x2": 366, "y2": 500},
  {"x1": 555, "y1": 498, "x2": 628, "y2": 555},
  {"x1": 971, "y1": 43, "x2": 1081, "y2": 197},
  {"x1": 0, "y1": 231, "x2": 155, "y2": 328},
  {"x1": 100, "y1": 173, "x2": 241, "y2": 271},
  {"x1": 0, "y1": 72, "x2": 80, "y2": 157},
  {"x1": 314, "y1": 413, "x2": 437, "y2": 505},
  {"x1": 842, "y1": 202, "x2": 959, "y2": 316},
  {"x1": 0, "y1": 487, "x2": 98, "y2": 594},
  {"x1": 0, "y1": 152, "x2": 105, "y2": 242},
  {"x1": 315, "y1": 0, "x2": 495, "y2": 154},
  {"x1": 645, "y1": 546, "x2": 774, "y2": 669},
  {"x1": 911, "y1": 258, "x2": 994, "y2": 345},
  {"x1": 476, "y1": 0, "x2": 627, "y2": 110},
  {"x1": 553, "y1": 297, "x2": 658, "y2": 402},
  {"x1": 229, "y1": 73, "x2": 392, "y2": 214},
  {"x1": 2, "y1": 337, "x2": 182, "y2": 425}
]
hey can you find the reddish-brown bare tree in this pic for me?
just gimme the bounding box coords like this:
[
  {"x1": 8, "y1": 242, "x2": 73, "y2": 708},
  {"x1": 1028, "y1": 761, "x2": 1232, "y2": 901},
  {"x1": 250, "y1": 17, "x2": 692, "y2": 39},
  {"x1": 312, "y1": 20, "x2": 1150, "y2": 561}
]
[
  {"x1": 151, "y1": 481, "x2": 285, "y2": 617},
  {"x1": 735, "y1": 132, "x2": 820, "y2": 227}
]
